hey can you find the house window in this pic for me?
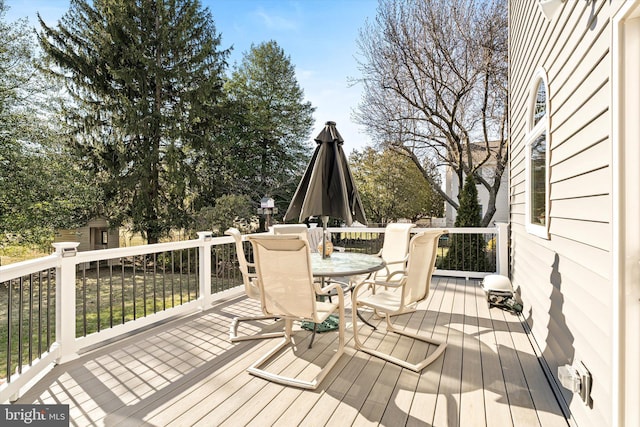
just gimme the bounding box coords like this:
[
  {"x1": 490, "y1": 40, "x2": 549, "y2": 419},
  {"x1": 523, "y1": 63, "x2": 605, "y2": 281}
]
[
  {"x1": 101, "y1": 230, "x2": 108, "y2": 245},
  {"x1": 525, "y1": 71, "x2": 550, "y2": 238}
]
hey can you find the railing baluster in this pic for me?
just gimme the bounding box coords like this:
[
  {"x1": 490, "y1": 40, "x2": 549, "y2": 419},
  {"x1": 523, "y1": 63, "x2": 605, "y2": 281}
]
[
  {"x1": 179, "y1": 250, "x2": 183, "y2": 305},
  {"x1": 82, "y1": 263, "x2": 87, "y2": 336},
  {"x1": 232, "y1": 244, "x2": 239, "y2": 289},
  {"x1": 475, "y1": 234, "x2": 480, "y2": 271},
  {"x1": 46, "y1": 269, "x2": 51, "y2": 351},
  {"x1": 196, "y1": 247, "x2": 199, "y2": 298},
  {"x1": 162, "y1": 252, "x2": 167, "y2": 311},
  {"x1": 38, "y1": 271, "x2": 42, "y2": 358},
  {"x1": 143, "y1": 255, "x2": 147, "y2": 317},
  {"x1": 212, "y1": 249, "x2": 217, "y2": 293},
  {"x1": 187, "y1": 249, "x2": 192, "y2": 301},
  {"x1": 132, "y1": 255, "x2": 137, "y2": 320},
  {"x1": 18, "y1": 277, "x2": 23, "y2": 375},
  {"x1": 153, "y1": 252, "x2": 157, "y2": 313},
  {"x1": 96, "y1": 261, "x2": 101, "y2": 332},
  {"x1": 220, "y1": 245, "x2": 226, "y2": 291},
  {"x1": 109, "y1": 261, "x2": 114, "y2": 328},
  {"x1": 28, "y1": 273, "x2": 33, "y2": 367},
  {"x1": 188, "y1": 248, "x2": 193, "y2": 300},
  {"x1": 171, "y1": 251, "x2": 175, "y2": 308},
  {"x1": 226, "y1": 244, "x2": 231, "y2": 289},
  {"x1": 121, "y1": 258, "x2": 125, "y2": 325},
  {"x1": 6, "y1": 278, "x2": 13, "y2": 383}
]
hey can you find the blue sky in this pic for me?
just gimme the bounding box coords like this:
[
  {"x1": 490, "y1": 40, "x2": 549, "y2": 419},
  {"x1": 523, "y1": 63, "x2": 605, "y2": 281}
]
[{"x1": 5, "y1": 0, "x2": 379, "y2": 154}]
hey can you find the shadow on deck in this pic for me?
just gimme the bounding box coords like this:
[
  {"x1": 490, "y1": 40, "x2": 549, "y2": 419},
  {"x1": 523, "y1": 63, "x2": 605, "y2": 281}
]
[{"x1": 16, "y1": 277, "x2": 569, "y2": 426}]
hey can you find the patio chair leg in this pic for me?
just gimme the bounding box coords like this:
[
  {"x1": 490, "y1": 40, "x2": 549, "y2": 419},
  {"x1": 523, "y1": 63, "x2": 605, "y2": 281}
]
[
  {"x1": 308, "y1": 322, "x2": 317, "y2": 349},
  {"x1": 309, "y1": 279, "x2": 350, "y2": 349},
  {"x1": 356, "y1": 309, "x2": 377, "y2": 330},
  {"x1": 352, "y1": 309, "x2": 446, "y2": 372},
  {"x1": 374, "y1": 305, "x2": 416, "y2": 319},
  {"x1": 229, "y1": 315, "x2": 284, "y2": 343},
  {"x1": 248, "y1": 311, "x2": 345, "y2": 390}
]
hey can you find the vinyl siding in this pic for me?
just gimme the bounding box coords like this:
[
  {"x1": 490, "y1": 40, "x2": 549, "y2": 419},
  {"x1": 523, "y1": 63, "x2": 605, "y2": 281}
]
[{"x1": 508, "y1": 1, "x2": 625, "y2": 426}]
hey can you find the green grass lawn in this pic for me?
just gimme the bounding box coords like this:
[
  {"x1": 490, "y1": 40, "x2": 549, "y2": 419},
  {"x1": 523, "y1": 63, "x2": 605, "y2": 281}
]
[{"x1": 0, "y1": 262, "x2": 242, "y2": 381}]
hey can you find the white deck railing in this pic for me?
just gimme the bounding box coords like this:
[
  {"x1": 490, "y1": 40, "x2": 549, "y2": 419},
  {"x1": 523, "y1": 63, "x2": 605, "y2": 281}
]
[{"x1": 0, "y1": 224, "x2": 507, "y2": 403}]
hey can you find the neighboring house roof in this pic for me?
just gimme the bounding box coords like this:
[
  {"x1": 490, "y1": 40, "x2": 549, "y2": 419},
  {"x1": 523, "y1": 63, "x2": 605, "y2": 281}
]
[
  {"x1": 445, "y1": 140, "x2": 505, "y2": 179},
  {"x1": 463, "y1": 140, "x2": 504, "y2": 167}
]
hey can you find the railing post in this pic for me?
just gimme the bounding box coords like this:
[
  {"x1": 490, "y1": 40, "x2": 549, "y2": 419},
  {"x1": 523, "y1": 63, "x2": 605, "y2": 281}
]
[
  {"x1": 496, "y1": 222, "x2": 509, "y2": 276},
  {"x1": 197, "y1": 232, "x2": 213, "y2": 310},
  {"x1": 52, "y1": 242, "x2": 80, "y2": 364}
]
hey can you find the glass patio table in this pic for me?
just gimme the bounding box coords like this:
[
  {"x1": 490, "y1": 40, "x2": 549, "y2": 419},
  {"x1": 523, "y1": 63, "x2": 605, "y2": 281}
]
[
  {"x1": 304, "y1": 252, "x2": 386, "y2": 346},
  {"x1": 310, "y1": 251, "x2": 386, "y2": 278}
]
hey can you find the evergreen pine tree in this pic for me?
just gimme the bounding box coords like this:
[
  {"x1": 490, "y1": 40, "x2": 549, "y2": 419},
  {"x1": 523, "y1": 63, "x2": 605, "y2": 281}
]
[
  {"x1": 443, "y1": 174, "x2": 488, "y2": 271},
  {"x1": 38, "y1": 0, "x2": 229, "y2": 243},
  {"x1": 455, "y1": 174, "x2": 482, "y2": 228},
  {"x1": 217, "y1": 41, "x2": 315, "y2": 217}
]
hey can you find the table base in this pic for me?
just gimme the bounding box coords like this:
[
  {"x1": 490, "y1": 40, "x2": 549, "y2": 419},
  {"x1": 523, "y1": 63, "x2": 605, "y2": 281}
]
[{"x1": 301, "y1": 314, "x2": 340, "y2": 333}]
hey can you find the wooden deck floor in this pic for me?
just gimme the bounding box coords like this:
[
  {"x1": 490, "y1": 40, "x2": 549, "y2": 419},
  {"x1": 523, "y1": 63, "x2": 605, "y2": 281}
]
[{"x1": 16, "y1": 277, "x2": 569, "y2": 426}]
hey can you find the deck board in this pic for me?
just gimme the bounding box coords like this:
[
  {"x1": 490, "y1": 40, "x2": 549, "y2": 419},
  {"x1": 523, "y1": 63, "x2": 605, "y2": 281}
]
[
  {"x1": 492, "y1": 304, "x2": 542, "y2": 426},
  {"x1": 405, "y1": 274, "x2": 449, "y2": 426},
  {"x1": 15, "y1": 277, "x2": 569, "y2": 426},
  {"x1": 432, "y1": 276, "x2": 464, "y2": 427},
  {"x1": 459, "y1": 278, "x2": 487, "y2": 427},
  {"x1": 475, "y1": 278, "x2": 516, "y2": 427}
]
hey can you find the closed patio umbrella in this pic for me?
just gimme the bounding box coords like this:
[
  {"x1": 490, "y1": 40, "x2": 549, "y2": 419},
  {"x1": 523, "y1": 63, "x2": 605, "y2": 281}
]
[{"x1": 284, "y1": 121, "x2": 367, "y2": 257}]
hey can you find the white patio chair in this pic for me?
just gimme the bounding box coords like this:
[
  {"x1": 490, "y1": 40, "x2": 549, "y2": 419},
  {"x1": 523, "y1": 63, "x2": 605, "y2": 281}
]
[
  {"x1": 351, "y1": 229, "x2": 447, "y2": 372},
  {"x1": 273, "y1": 223, "x2": 345, "y2": 254},
  {"x1": 273, "y1": 223, "x2": 345, "y2": 344},
  {"x1": 306, "y1": 226, "x2": 324, "y2": 253},
  {"x1": 272, "y1": 223, "x2": 309, "y2": 238},
  {"x1": 350, "y1": 222, "x2": 416, "y2": 321},
  {"x1": 247, "y1": 234, "x2": 345, "y2": 389},
  {"x1": 225, "y1": 228, "x2": 284, "y2": 343},
  {"x1": 373, "y1": 222, "x2": 416, "y2": 282}
]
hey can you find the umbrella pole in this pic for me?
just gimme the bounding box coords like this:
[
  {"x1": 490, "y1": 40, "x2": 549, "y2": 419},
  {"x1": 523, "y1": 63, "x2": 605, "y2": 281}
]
[{"x1": 322, "y1": 216, "x2": 329, "y2": 259}]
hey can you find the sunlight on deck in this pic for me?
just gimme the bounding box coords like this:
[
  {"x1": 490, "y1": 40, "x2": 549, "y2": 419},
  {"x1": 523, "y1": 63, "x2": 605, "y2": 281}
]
[{"x1": 16, "y1": 277, "x2": 568, "y2": 426}]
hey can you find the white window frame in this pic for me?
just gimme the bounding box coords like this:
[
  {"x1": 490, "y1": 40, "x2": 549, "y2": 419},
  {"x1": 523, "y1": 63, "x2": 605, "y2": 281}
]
[{"x1": 524, "y1": 68, "x2": 550, "y2": 239}]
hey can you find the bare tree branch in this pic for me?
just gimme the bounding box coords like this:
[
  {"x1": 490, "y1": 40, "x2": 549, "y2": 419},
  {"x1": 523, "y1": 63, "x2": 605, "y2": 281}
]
[{"x1": 354, "y1": 0, "x2": 508, "y2": 226}]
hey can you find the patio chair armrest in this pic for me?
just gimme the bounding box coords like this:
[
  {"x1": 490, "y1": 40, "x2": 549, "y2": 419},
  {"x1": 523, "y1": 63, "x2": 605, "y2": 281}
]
[
  {"x1": 351, "y1": 279, "x2": 371, "y2": 298},
  {"x1": 352, "y1": 276, "x2": 403, "y2": 297},
  {"x1": 314, "y1": 279, "x2": 350, "y2": 294},
  {"x1": 327, "y1": 279, "x2": 350, "y2": 289},
  {"x1": 383, "y1": 257, "x2": 408, "y2": 269},
  {"x1": 384, "y1": 270, "x2": 406, "y2": 283},
  {"x1": 318, "y1": 282, "x2": 345, "y2": 300},
  {"x1": 376, "y1": 258, "x2": 407, "y2": 277}
]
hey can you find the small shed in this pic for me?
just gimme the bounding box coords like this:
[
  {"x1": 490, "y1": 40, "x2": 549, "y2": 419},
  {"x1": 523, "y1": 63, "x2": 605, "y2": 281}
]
[{"x1": 54, "y1": 217, "x2": 119, "y2": 252}]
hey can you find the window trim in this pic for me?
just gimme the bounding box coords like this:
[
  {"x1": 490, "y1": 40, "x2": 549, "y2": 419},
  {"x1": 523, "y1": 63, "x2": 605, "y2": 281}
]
[{"x1": 524, "y1": 68, "x2": 550, "y2": 239}]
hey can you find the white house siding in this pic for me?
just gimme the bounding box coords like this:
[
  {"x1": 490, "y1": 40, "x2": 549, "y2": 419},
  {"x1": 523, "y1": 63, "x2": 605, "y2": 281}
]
[{"x1": 508, "y1": 1, "x2": 625, "y2": 426}]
